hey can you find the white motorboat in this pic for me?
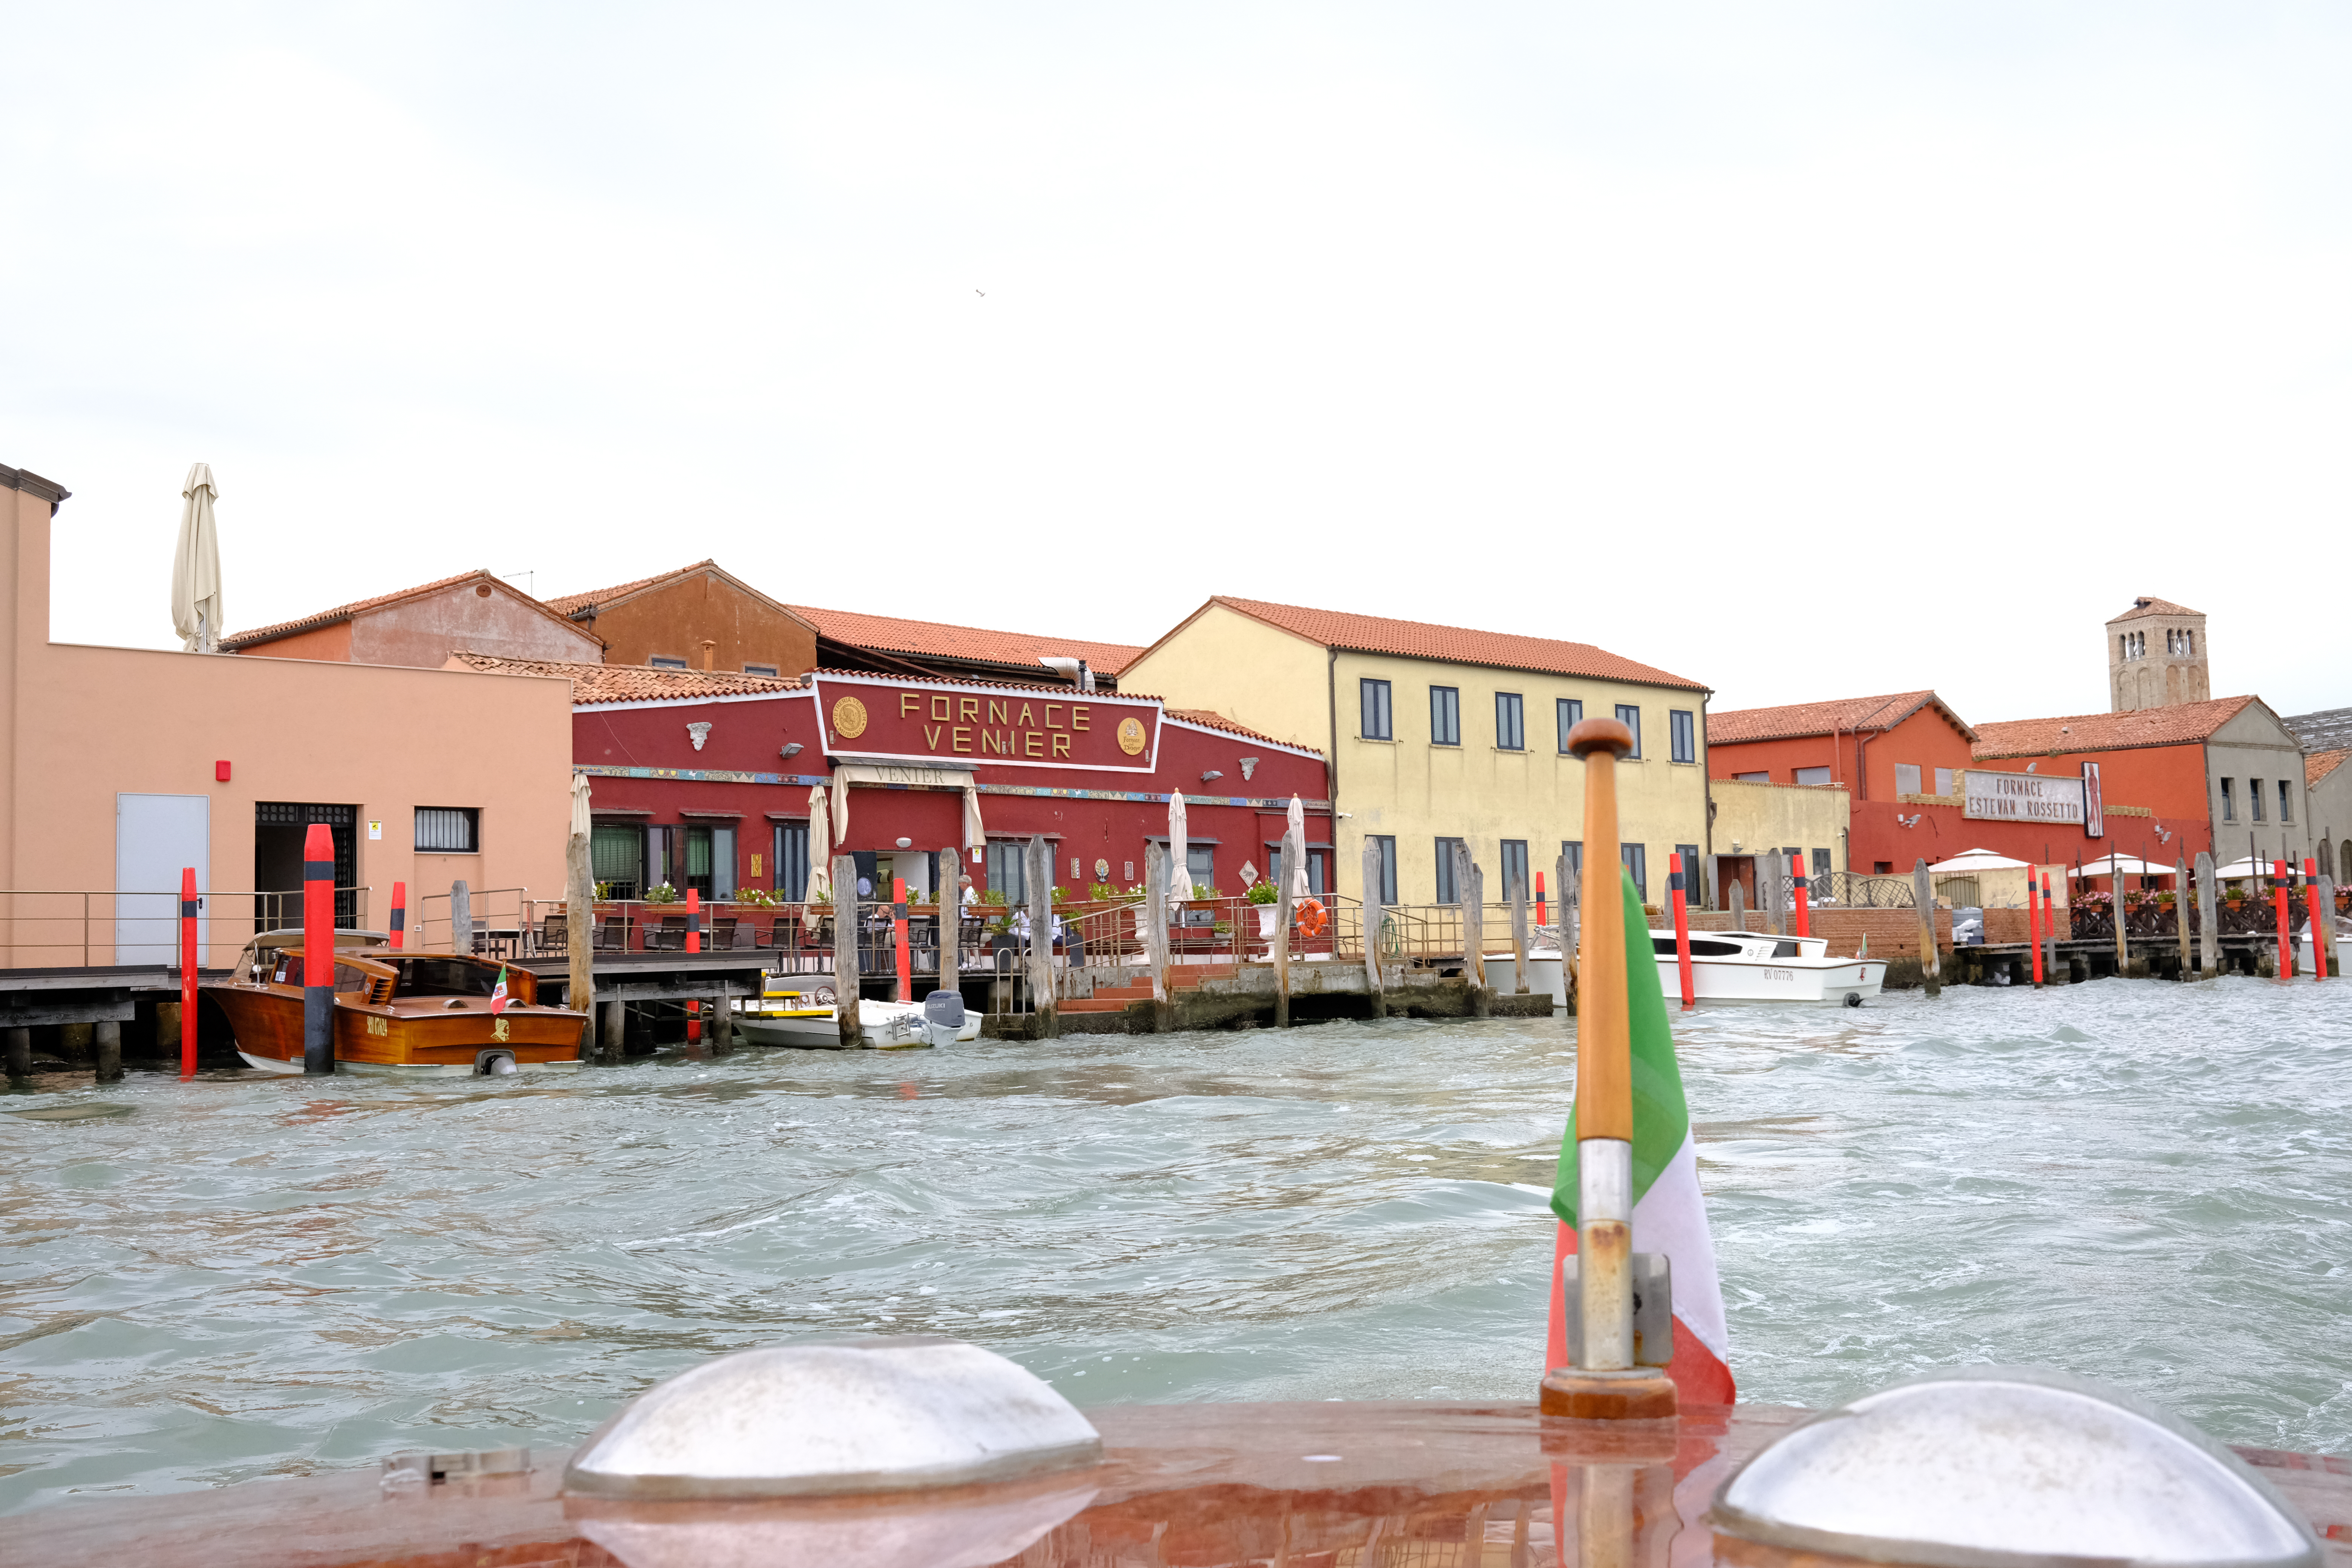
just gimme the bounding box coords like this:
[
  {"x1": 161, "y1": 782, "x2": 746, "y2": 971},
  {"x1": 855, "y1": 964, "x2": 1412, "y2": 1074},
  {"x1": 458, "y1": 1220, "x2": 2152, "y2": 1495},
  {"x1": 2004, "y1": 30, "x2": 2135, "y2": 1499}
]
[
  {"x1": 732, "y1": 981, "x2": 982, "y2": 1050},
  {"x1": 1653, "y1": 929, "x2": 1885, "y2": 1005},
  {"x1": 1517, "y1": 930, "x2": 1887, "y2": 1007}
]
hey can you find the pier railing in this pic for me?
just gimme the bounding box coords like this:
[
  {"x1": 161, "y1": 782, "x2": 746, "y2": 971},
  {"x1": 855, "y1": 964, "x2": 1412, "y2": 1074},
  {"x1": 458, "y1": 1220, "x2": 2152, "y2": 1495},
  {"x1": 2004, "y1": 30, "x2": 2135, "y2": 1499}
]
[{"x1": 0, "y1": 887, "x2": 371, "y2": 970}]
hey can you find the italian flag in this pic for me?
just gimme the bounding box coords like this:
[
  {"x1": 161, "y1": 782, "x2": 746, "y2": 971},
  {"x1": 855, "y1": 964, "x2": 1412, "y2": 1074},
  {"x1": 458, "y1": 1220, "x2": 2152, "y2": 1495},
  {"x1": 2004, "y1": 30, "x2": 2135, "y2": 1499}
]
[
  {"x1": 1547, "y1": 870, "x2": 1736, "y2": 1405},
  {"x1": 488, "y1": 965, "x2": 511, "y2": 1016}
]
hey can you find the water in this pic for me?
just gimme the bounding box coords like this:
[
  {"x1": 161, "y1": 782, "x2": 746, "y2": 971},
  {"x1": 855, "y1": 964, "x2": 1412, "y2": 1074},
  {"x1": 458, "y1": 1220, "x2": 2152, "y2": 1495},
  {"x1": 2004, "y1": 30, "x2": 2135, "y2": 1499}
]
[{"x1": 2, "y1": 976, "x2": 2348, "y2": 1514}]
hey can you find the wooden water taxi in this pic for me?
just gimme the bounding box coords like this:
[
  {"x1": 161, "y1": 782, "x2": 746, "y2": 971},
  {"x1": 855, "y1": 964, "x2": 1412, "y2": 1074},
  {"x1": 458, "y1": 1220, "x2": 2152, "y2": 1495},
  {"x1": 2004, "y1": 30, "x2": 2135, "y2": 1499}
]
[{"x1": 204, "y1": 930, "x2": 586, "y2": 1076}]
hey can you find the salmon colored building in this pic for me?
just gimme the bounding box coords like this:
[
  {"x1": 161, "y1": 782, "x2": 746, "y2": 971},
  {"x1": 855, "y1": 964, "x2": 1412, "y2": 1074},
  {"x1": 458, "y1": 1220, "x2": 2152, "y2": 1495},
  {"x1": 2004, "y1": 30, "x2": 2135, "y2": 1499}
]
[
  {"x1": 0, "y1": 462, "x2": 573, "y2": 968},
  {"x1": 221, "y1": 567, "x2": 604, "y2": 668}
]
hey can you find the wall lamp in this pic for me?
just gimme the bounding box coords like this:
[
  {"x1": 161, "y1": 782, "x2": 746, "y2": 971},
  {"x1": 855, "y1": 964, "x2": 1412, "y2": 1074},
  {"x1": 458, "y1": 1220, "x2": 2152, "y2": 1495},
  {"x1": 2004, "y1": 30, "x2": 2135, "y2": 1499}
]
[
  {"x1": 781, "y1": 743, "x2": 802, "y2": 758},
  {"x1": 1201, "y1": 770, "x2": 1224, "y2": 782}
]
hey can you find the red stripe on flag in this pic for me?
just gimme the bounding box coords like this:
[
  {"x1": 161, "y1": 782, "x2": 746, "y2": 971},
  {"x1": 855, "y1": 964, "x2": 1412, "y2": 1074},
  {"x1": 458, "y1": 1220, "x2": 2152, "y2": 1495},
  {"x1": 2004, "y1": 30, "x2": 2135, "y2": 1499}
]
[{"x1": 1545, "y1": 1220, "x2": 1735, "y2": 1406}]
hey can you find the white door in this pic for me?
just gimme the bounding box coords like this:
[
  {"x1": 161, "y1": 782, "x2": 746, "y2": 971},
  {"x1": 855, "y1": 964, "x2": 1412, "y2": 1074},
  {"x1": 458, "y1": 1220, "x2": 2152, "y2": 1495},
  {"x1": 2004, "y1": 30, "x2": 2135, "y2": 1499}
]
[{"x1": 117, "y1": 793, "x2": 209, "y2": 965}]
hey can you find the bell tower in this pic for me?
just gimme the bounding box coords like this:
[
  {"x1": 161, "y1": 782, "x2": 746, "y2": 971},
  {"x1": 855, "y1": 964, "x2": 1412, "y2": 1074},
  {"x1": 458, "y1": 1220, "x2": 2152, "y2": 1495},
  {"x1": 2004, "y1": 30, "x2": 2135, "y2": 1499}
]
[{"x1": 2106, "y1": 596, "x2": 2208, "y2": 712}]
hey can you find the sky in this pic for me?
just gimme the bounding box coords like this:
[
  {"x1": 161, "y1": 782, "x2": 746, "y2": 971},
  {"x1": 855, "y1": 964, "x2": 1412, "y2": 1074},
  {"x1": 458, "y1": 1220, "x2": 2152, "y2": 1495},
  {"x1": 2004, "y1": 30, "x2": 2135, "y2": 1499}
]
[{"x1": 5, "y1": 3, "x2": 2349, "y2": 724}]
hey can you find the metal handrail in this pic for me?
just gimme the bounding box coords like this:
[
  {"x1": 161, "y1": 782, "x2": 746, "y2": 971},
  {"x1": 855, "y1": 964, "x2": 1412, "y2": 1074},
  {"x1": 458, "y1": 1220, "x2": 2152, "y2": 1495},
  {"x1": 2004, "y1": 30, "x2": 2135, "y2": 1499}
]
[{"x1": 0, "y1": 887, "x2": 372, "y2": 968}]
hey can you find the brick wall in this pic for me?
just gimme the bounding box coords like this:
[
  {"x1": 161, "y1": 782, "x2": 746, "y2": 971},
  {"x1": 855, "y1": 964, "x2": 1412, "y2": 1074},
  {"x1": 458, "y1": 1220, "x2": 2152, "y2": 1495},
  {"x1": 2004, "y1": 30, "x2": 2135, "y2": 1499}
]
[
  {"x1": 1684, "y1": 906, "x2": 1951, "y2": 956},
  {"x1": 1983, "y1": 908, "x2": 2032, "y2": 946}
]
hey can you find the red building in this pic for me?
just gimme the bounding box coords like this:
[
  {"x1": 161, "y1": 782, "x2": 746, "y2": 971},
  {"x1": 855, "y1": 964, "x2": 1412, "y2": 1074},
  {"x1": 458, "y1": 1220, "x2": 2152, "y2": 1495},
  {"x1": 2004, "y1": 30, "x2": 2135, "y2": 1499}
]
[
  {"x1": 453, "y1": 654, "x2": 1330, "y2": 910},
  {"x1": 1707, "y1": 692, "x2": 1977, "y2": 875},
  {"x1": 1710, "y1": 689, "x2": 2284, "y2": 880}
]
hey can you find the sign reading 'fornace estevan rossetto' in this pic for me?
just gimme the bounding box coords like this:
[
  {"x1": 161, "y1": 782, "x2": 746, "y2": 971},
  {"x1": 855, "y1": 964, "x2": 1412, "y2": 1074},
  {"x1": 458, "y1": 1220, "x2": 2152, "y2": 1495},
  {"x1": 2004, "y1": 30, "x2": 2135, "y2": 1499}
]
[{"x1": 810, "y1": 675, "x2": 1162, "y2": 772}]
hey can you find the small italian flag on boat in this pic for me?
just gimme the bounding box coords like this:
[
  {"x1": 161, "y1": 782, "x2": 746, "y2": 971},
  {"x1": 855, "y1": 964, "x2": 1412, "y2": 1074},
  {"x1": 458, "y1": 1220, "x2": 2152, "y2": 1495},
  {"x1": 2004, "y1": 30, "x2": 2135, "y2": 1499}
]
[
  {"x1": 488, "y1": 966, "x2": 511, "y2": 1016},
  {"x1": 1548, "y1": 870, "x2": 1736, "y2": 1405}
]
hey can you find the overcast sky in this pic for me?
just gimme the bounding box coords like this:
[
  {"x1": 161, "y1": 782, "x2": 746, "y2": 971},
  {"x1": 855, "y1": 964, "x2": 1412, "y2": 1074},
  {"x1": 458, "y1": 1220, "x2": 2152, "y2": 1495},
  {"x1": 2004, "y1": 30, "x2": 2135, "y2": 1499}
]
[{"x1": 6, "y1": 4, "x2": 2347, "y2": 723}]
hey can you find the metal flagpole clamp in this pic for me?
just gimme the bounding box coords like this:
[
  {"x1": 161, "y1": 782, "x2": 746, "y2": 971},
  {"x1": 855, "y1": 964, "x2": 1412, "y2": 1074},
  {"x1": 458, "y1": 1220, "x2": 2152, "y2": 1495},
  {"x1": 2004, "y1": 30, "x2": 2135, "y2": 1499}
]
[{"x1": 1542, "y1": 1138, "x2": 1679, "y2": 1422}]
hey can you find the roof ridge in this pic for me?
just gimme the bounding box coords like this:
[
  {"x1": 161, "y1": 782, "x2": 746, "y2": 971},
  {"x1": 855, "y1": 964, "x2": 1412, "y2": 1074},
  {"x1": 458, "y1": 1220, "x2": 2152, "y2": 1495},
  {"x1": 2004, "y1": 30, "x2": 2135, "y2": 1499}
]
[
  {"x1": 541, "y1": 560, "x2": 723, "y2": 616},
  {"x1": 1198, "y1": 595, "x2": 1705, "y2": 691},
  {"x1": 222, "y1": 568, "x2": 603, "y2": 651}
]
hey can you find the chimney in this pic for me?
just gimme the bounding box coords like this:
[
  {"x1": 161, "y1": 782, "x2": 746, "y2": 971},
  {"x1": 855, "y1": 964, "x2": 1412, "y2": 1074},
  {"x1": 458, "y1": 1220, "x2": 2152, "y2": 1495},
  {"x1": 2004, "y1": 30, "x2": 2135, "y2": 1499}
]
[{"x1": 700, "y1": 639, "x2": 717, "y2": 672}]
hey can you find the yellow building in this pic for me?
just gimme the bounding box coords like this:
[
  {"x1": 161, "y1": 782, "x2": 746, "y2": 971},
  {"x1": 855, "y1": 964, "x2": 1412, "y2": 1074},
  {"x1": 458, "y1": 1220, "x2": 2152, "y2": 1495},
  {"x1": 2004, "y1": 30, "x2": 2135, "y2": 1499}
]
[{"x1": 1120, "y1": 597, "x2": 1712, "y2": 907}]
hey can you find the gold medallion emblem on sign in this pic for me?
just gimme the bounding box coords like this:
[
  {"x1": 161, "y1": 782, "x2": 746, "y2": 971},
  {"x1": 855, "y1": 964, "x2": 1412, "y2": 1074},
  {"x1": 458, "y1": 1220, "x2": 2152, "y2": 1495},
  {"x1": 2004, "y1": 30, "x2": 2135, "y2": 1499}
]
[
  {"x1": 832, "y1": 695, "x2": 869, "y2": 740},
  {"x1": 1116, "y1": 716, "x2": 1147, "y2": 756},
  {"x1": 492, "y1": 1018, "x2": 509, "y2": 1042}
]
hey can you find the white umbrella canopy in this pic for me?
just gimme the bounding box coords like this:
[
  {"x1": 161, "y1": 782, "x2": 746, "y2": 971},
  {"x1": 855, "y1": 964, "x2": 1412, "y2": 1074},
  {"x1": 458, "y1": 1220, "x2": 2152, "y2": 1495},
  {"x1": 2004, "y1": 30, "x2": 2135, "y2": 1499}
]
[
  {"x1": 2213, "y1": 857, "x2": 2269, "y2": 880},
  {"x1": 962, "y1": 785, "x2": 985, "y2": 862},
  {"x1": 1285, "y1": 795, "x2": 1308, "y2": 900},
  {"x1": 1929, "y1": 848, "x2": 2030, "y2": 873},
  {"x1": 171, "y1": 462, "x2": 223, "y2": 652},
  {"x1": 570, "y1": 772, "x2": 593, "y2": 841},
  {"x1": 2077, "y1": 853, "x2": 2160, "y2": 877},
  {"x1": 806, "y1": 787, "x2": 833, "y2": 909},
  {"x1": 1167, "y1": 791, "x2": 1190, "y2": 905}
]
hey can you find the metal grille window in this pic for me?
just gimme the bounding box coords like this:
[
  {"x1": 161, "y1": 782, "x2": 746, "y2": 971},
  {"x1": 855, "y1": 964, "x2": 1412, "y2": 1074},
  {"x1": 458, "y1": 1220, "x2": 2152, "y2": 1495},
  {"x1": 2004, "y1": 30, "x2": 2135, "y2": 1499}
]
[
  {"x1": 1557, "y1": 699, "x2": 1583, "y2": 752},
  {"x1": 1360, "y1": 678, "x2": 1393, "y2": 740},
  {"x1": 415, "y1": 807, "x2": 479, "y2": 853},
  {"x1": 1811, "y1": 847, "x2": 1832, "y2": 896},
  {"x1": 1496, "y1": 693, "x2": 1524, "y2": 751},
  {"x1": 1500, "y1": 839, "x2": 1529, "y2": 899},
  {"x1": 772, "y1": 822, "x2": 808, "y2": 903},
  {"x1": 1430, "y1": 687, "x2": 1461, "y2": 746},
  {"x1": 1615, "y1": 704, "x2": 1642, "y2": 758},
  {"x1": 591, "y1": 825, "x2": 642, "y2": 899},
  {"x1": 1368, "y1": 835, "x2": 1397, "y2": 904},
  {"x1": 1620, "y1": 843, "x2": 1647, "y2": 900},
  {"x1": 1669, "y1": 709, "x2": 1695, "y2": 764},
  {"x1": 1434, "y1": 838, "x2": 1465, "y2": 903}
]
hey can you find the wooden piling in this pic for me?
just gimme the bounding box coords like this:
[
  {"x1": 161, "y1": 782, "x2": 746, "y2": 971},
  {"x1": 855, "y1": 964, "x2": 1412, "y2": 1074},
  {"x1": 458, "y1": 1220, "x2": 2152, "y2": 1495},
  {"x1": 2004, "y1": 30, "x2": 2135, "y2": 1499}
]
[
  {"x1": 567, "y1": 779, "x2": 596, "y2": 1039},
  {"x1": 1468, "y1": 859, "x2": 1490, "y2": 1016},
  {"x1": 1360, "y1": 839, "x2": 1388, "y2": 1018},
  {"x1": 2195, "y1": 851, "x2": 2218, "y2": 978},
  {"x1": 2321, "y1": 873, "x2": 2340, "y2": 979},
  {"x1": 1766, "y1": 850, "x2": 1786, "y2": 936},
  {"x1": 833, "y1": 854, "x2": 862, "y2": 1048},
  {"x1": 1727, "y1": 879, "x2": 1745, "y2": 933},
  {"x1": 938, "y1": 848, "x2": 963, "y2": 1007},
  {"x1": 1144, "y1": 842, "x2": 1172, "y2": 1031},
  {"x1": 2174, "y1": 856, "x2": 2192, "y2": 980},
  {"x1": 1911, "y1": 859, "x2": 1941, "y2": 998},
  {"x1": 451, "y1": 879, "x2": 473, "y2": 955},
  {"x1": 5, "y1": 1026, "x2": 29, "y2": 1079},
  {"x1": 1025, "y1": 836, "x2": 1058, "y2": 1038},
  {"x1": 94, "y1": 1020, "x2": 121, "y2": 1082},
  {"x1": 599, "y1": 998, "x2": 625, "y2": 1063},
  {"x1": 1510, "y1": 870, "x2": 1530, "y2": 995},
  {"x1": 1556, "y1": 851, "x2": 1579, "y2": 1011},
  {"x1": 2113, "y1": 870, "x2": 2132, "y2": 977}
]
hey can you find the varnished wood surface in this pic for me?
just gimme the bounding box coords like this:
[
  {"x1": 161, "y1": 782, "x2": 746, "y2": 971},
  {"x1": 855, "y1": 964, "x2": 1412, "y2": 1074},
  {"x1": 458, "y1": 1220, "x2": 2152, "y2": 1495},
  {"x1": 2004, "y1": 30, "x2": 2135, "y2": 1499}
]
[
  {"x1": 11, "y1": 1400, "x2": 2345, "y2": 1568},
  {"x1": 205, "y1": 956, "x2": 584, "y2": 1069}
]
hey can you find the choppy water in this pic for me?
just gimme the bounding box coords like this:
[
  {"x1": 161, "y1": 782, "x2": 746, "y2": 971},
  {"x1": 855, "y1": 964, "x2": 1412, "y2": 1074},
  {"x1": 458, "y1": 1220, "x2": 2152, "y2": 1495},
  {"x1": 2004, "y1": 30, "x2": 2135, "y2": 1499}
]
[{"x1": 2, "y1": 975, "x2": 2348, "y2": 1514}]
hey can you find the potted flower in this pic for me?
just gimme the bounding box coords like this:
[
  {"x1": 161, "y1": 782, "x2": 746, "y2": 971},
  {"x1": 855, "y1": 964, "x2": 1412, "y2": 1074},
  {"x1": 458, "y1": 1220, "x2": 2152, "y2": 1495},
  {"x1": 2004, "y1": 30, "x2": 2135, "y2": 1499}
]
[
  {"x1": 645, "y1": 883, "x2": 679, "y2": 905},
  {"x1": 1246, "y1": 877, "x2": 1280, "y2": 936}
]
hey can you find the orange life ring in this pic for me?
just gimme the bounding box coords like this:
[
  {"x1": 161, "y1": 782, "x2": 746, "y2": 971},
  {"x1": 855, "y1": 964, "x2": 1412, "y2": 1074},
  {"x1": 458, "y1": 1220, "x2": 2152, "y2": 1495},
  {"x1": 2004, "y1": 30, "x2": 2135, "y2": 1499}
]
[{"x1": 1295, "y1": 898, "x2": 1329, "y2": 937}]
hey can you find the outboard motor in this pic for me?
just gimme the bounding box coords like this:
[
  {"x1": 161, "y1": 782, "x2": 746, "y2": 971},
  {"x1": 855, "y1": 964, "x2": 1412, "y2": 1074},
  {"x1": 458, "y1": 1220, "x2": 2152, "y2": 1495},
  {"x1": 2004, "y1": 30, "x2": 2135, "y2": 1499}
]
[{"x1": 922, "y1": 989, "x2": 966, "y2": 1048}]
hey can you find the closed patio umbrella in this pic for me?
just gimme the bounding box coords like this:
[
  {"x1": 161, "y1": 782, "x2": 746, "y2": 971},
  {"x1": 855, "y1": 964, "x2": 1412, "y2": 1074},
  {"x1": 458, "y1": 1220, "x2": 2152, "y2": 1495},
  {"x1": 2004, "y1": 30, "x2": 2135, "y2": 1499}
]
[
  {"x1": 1167, "y1": 790, "x2": 1190, "y2": 907},
  {"x1": 962, "y1": 783, "x2": 985, "y2": 864},
  {"x1": 806, "y1": 786, "x2": 832, "y2": 913},
  {"x1": 1285, "y1": 794, "x2": 1309, "y2": 900},
  {"x1": 171, "y1": 463, "x2": 223, "y2": 652}
]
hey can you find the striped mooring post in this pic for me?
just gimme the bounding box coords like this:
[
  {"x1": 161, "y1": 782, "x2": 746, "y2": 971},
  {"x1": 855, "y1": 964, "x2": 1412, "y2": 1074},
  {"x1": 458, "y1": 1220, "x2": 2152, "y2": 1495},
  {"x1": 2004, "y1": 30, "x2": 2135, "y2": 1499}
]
[{"x1": 302, "y1": 824, "x2": 335, "y2": 1075}]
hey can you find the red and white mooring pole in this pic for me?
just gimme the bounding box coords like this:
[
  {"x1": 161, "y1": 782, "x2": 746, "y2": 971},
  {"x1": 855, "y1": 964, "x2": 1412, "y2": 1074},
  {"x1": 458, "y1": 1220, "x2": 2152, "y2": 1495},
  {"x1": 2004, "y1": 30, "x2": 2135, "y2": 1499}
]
[
  {"x1": 1790, "y1": 851, "x2": 1811, "y2": 939},
  {"x1": 1668, "y1": 851, "x2": 1695, "y2": 1011},
  {"x1": 2308, "y1": 857, "x2": 2328, "y2": 982},
  {"x1": 389, "y1": 880, "x2": 407, "y2": 950},
  {"x1": 2274, "y1": 859, "x2": 2294, "y2": 979},
  {"x1": 179, "y1": 867, "x2": 199, "y2": 1079},
  {"x1": 684, "y1": 887, "x2": 702, "y2": 1041}
]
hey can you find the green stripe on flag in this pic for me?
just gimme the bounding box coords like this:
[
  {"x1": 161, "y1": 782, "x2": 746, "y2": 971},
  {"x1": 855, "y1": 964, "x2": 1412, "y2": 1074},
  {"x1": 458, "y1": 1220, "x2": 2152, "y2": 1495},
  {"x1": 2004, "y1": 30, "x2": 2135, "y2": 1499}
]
[{"x1": 1552, "y1": 870, "x2": 1692, "y2": 1228}]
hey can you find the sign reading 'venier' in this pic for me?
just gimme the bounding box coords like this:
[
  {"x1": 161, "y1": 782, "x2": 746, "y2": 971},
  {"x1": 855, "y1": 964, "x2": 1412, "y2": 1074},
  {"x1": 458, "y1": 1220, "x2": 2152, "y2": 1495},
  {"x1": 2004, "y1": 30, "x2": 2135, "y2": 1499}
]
[
  {"x1": 811, "y1": 676, "x2": 1162, "y2": 772},
  {"x1": 1963, "y1": 768, "x2": 2085, "y2": 825}
]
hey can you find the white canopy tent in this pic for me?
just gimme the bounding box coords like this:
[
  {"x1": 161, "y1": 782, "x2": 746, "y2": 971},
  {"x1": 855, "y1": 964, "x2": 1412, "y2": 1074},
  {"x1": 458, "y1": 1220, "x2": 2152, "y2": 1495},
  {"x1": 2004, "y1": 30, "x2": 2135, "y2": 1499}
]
[{"x1": 2076, "y1": 854, "x2": 2163, "y2": 878}]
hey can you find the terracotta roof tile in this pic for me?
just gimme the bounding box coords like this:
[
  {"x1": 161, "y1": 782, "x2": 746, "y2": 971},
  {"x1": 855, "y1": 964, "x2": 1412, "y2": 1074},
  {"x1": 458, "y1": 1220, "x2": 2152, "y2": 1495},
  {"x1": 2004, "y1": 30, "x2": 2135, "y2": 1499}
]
[
  {"x1": 807, "y1": 667, "x2": 1162, "y2": 700},
  {"x1": 448, "y1": 652, "x2": 803, "y2": 705},
  {"x1": 2106, "y1": 596, "x2": 2203, "y2": 623},
  {"x1": 2308, "y1": 747, "x2": 2352, "y2": 788},
  {"x1": 1707, "y1": 691, "x2": 1969, "y2": 746},
  {"x1": 1197, "y1": 597, "x2": 1705, "y2": 691},
  {"x1": 542, "y1": 561, "x2": 720, "y2": 617},
  {"x1": 792, "y1": 604, "x2": 1145, "y2": 677},
  {"x1": 1971, "y1": 696, "x2": 2254, "y2": 760},
  {"x1": 223, "y1": 569, "x2": 599, "y2": 651},
  {"x1": 1162, "y1": 708, "x2": 1304, "y2": 749}
]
